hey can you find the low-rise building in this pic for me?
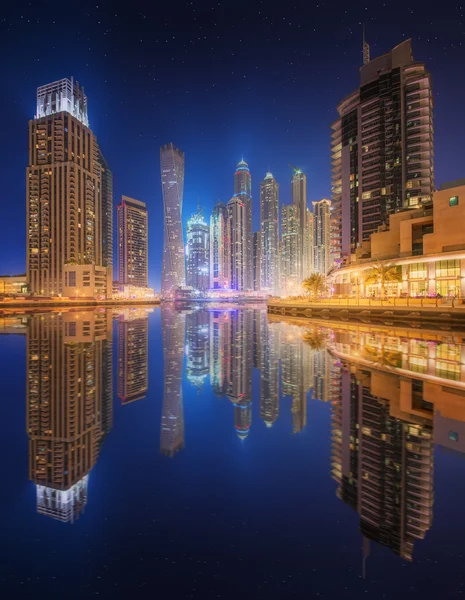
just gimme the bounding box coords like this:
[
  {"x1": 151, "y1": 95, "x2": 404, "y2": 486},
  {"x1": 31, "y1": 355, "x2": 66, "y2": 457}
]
[
  {"x1": 0, "y1": 274, "x2": 27, "y2": 295},
  {"x1": 330, "y1": 180, "x2": 465, "y2": 298}
]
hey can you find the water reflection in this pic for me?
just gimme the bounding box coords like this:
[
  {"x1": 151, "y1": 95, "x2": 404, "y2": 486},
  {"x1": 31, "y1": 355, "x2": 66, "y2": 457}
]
[{"x1": 13, "y1": 307, "x2": 465, "y2": 564}]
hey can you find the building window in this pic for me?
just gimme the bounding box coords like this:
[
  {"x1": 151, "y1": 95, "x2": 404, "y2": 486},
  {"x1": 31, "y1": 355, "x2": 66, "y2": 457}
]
[
  {"x1": 449, "y1": 431, "x2": 459, "y2": 442},
  {"x1": 436, "y1": 260, "x2": 460, "y2": 278},
  {"x1": 436, "y1": 361, "x2": 461, "y2": 381},
  {"x1": 449, "y1": 196, "x2": 459, "y2": 206},
  {"x1": 68, "y1": 271, "x2": 77, "y2": 287},
  {"x1": 409, "y1": 262, "x2": 427, "y2": 279}
]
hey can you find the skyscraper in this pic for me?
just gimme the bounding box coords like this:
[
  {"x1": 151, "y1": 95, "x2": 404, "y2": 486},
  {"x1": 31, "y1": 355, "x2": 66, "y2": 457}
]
[
  {"x1": 253, "y1": 231, "x2": 261, "y2": 291},
  {"x1": 260, "y1": 172, "x2": 279, "y2": 293},
  {"x1": 331, "y1": 39, "x2": 434, "y2": 267},
  {"x1": 210, "y1": 202, "x2": 230, "y2": 290},
  {"x1": 313, "y1": 198, "x2": 332, "y2": 276},
  {"x1": 186, "y1": 209, "x2": 210, "y2": 291},
  {"x1": 99, "y1": 150, "x2": 113, "y2": 288},
  {"x1": 280, "y1": 204, "x2": 301, "y2": 295},
  {"x1": 27, "y1": 78, "x2": 111, "y2": 298},
  {"x1": 291, "y1": 168, "x2": 308, "y2": 279},
  {"x1": 161, "y1": 143, "x2": 186, "y2": 297},
  {"x1": 227, "y1": 160, "x2": 253, "y2": 291},
  {"x1": 117, "y1": 308, "x2": 149, "y2": 404},
  {"x1": 117, "y1": 196, "x2": 148, "y2": 288}
]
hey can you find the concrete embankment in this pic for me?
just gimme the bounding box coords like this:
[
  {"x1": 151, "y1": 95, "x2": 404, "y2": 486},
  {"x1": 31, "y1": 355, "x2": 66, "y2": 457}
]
[{"x1": 0, "y1": 299, "x2": 161, "y2": 312}]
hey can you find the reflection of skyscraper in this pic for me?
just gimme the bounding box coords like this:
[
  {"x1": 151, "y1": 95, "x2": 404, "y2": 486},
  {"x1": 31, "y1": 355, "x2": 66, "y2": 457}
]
[
  {"x1": 227, "y1": 309, "x2": 253, "y2": 439},
  {"x1": 209, "y1": 310, "x2": 231, "y2": 397},
  {"x1": 27, "y1": 310, "x2": 112, "y2": 522},
  {"x1": 186, "y1": 210, "x2": 210, "y2": 291},
  {"x1": 117, "y1": 308, "x2": 149, "y2": 404},
  {"x1": 210, "y1": 202, "x2": 230, "y2": 289},
  {"x1": 260, "y1": 318, "x2": 280, "y2": 427},
  {"x1": 160, "y1": 306, "x2": 186, "y2": 457},
  {"x1": 331, "y1": 364, "x2": 434, "y2": 561},
  {"x1": 161, "y1": 143, "x2": 186, "y2": 297},
  {"x1": 186, "y1": 309, "x2": 210, "y2": 389}
]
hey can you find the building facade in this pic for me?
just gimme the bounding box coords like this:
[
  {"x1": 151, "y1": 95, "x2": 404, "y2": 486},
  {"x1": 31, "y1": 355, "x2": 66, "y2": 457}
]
[
  {"x1": 281, "y1": 204, "x2": 301, "y2": 295},
  {"x1": 260, "y1": 172, "x2": 279, "y2": 293},
  {"x1": 253, "y1": 231, "x2": 261, "y2": 291},
  {"x1": 27, "y1": 78, "x2": 111, "y2": 298},
  {"x1": 210, "y1": 202, "x2": 230, "y2": 289},
  {"x1": 117, "y1": 309, "x2": 149, "y2": 404},
  {"x1": 186, "y1": 210, "x2": 210, "y2": 291},
  {"x1": 117, "y1": 196, "x2": 148, "y2": 288},
  {"x1": 331, "y1": 39, "x2": 434, "y2": 267},
  {"x1": 291, "y1": 168, "x2": 308, "y2": 278},
  {"x1": 313, "y1": 198, "x2": 332, "y2": 276},
  {"x1": 161, "y1": 143, "x2": 186, "y2": 297}
]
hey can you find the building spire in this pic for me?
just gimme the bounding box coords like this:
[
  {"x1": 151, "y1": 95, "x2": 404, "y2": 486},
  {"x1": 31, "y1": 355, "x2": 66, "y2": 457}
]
[{"x1": 363, "y1": 23, "x2": 371, "y2": 65}]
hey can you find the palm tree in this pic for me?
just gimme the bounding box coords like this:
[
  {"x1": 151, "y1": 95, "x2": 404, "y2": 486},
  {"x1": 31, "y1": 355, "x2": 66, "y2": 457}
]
[
  {"x1": 364, "y1": 263, "x2": 402, "y2": 298},
  {"x1": 303, "y1": 328, "x2": 328, "y2": 351},
  {"x1": 302, "y1": 273, "x2": 325, "y2": 300}
]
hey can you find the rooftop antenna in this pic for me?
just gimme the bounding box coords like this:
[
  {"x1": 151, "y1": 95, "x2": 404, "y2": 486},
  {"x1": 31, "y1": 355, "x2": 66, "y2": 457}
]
[{"x1": 363, "y1": 23, "x2": 371, "y2": 65}]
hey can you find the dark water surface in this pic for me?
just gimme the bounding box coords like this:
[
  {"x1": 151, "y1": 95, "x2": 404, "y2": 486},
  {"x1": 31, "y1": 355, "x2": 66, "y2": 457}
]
[{"x1": 1, "y1": 305, "x2": 465, "y2": 599}]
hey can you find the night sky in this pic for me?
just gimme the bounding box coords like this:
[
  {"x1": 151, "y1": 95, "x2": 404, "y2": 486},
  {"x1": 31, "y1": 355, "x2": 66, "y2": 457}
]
[{"x1": 2, "y1": 0, "x2": 465, "y2": 289}]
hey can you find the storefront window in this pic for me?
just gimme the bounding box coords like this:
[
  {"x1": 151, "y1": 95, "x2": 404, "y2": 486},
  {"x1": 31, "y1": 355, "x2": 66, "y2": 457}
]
[
  {"x1": 436, "y1": 361, "x2": 461, "y2": 381},
  {"x1": 436, "y1": 260, "x2": 460, "y2": 278},
  {"x1": 436, "y1": 343, "x2": 461, "y2": 362},
  {"x1": 436, "y1": 279, "x2": 460, "y2": 297},
  {"x1": 410, "y1": 281, "x2": 427, "y2": 296},
  {"x1": 409, "y1": 262, "x2": 427, "y2": 279}
]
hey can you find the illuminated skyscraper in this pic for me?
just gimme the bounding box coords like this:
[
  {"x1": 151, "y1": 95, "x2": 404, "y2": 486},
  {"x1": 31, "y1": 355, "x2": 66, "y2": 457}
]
[
  {"x1": 253, "y1": 231, "x2": 261, "y2": 291},
  {"x1": 305, "y1": 209, "x2": 314, "y2": 276},
  {"x1": 117, "y1": 308, "x2": 149, "y2": 404},
  {"x1": 281, "y1": 204, "x2": 301, "y2": 295},
  {"x1": 260, "y1": 172, "x2": 279, "y2": 293},
  {"x1": 331, "y1": 39, "x2": 434, "y2": 266},
  {"x1": 291, "y1": 168, "x2": 308, "y2": 279},
  {"x1": 160, "y1": 306, "x2": 186, "y2": 457},
  {"x1": 27, "y1": 78, "x2": 111, "y2": 298},
  {"x1": 210, "y1": 202, "x2": 230, "y2": 289},
  {"x1": 117, "y1": 196, "x2": 148, "y2": 288},
  {"x1": 99, "y1": 150, "x2": 113, "y2": 285},
  {"x1": 27, "y1": 310, "x2": 112, "y2": 522},
  {"x1": 161, "y1": 143, "x2": 186, "y2": 297},
  {"x1": 227, "y1": 160, "x2": 253, "y2": 291},
  {"x1": 313, "y1": 198, "x2": 332, "y2": 276},
  {"x1": 186, "y1": 209, "x2": 210, "y2": 291}
]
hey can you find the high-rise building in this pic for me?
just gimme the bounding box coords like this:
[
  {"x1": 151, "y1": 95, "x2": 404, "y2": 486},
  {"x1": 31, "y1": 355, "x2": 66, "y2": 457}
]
[
  {"x1": 260, "y1": 172, "x2": 279, "y2": 293},
  {"x1": 280, "y1": 204, "x2": 301, "y2": 295},
  {"x1": 331, "y1": 39, "x2": 434, "y2": 267},
  {"x1": 160, "y1": 305, "x2": 186, "y2": 457},
  {"x1": 27, "y1": 310, "x2": 112, "y2": 522},
  {"x1": 291, "y1": 168, "x2": 308, "y2": 279},
  {"x1": 210, "y1": 202, "x2": 230, "y2": 289},
  {"x1": 305, "y1": 209, "x2": 314, "y2": 276},
  {"x1": 253, "y1": 231, "x2": 261, "y2": 291},
  {"x1": 227, "y1": 160, "x2": 253, "y2": 291},
  {"x1": 27, "y1": 78, "x2": 111, "y2": 298},
  {"x1": 161, "y1": 143, "x2": 186, "y2": 297},
  {"x1": 186, "y1": 210, "x2": 210, "y2": 291},
  {"x1": 313, "y1": 199, "x2": 332, "y2": 276},
  {"x1": 117, "y1": 308, "x2": 149, "y2": 404},
  {"x1": 117, "y1": 196, "x2": 148, "y2": 288},
  {"x1": 99, "y1": 150, "x2": 113, "y2": 287}
]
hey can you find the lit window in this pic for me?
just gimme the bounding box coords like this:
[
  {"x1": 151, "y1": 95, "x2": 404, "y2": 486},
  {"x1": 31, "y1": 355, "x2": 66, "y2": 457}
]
[
  {"x1": 449, "y1": 196, "x2": 459, "y2": 207},
  {"x1": 449, "y1": 431, "x2": 459, "y2": 442}
]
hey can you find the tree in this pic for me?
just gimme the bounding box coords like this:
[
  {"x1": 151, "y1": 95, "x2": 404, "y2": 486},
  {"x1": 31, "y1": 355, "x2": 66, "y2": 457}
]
[
  {"x1": 303, "y1": 328, "x2": 328, "y2": 351},
  {"x1": 364, "y1": 263, "x2": 402, "y2": 298},
  {"x1": 302, "y1": 273, "x2": 325, "y2": 300}
]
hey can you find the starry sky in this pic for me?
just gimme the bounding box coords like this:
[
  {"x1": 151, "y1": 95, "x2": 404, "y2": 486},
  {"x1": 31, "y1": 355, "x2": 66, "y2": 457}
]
[{"x1": 2, "y1": 0, "x2": 465, "y2": 289}]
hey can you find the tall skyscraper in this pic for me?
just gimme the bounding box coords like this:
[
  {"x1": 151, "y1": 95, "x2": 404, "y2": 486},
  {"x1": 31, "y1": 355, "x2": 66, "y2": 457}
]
[
  {"x1": 331, "y1": 39, "x2": 434, "y2": 266},
  {"x1": 260, "y1": 172, "x2": 279, "y2": 293},
  {"x1": 117, "y1": 196, "x2": 148, "y2": 288},
  {"x1": 186, "y1": 209, "x2": 210, "y2": 291},
  {"x1": 306, "y1": 209, "x2": 314, "y2": 276},
  {"x1": 253, "y1": 231, "x2": 261, "y2": 291},
  {"x1": 117, "y1": 308, "x2": 149, "y2": 404},
  {"x1": 281, "y1": 204, "x2": 301, "y2": 295},
  {"x1": 27, "y1": 311, "x2": 112, "y2": 522},
  {"x1": 27, "y1": 78, "x2": 111, "y2": 298},
  {"x1": 210, "y1": 202, "x2": 230, "y2": 289},
  {"x1": 228, "y1": 160, "x2": 253, "y2": 291},
  {"x1": 313, "y1": 199, "x2": 332, "y2": 276},
  {"x1": 99, "y1": 150, "x2": 113, "y2": 288},
  {"x1": 161, "y1": 143, "x2": 186, "y2": 297},
  {"x1": 160, "y1": 305, "x2": 186, "y2": 457},
  {"x1": 291, "y1": 168, "x2": 308, "y2": 278}
]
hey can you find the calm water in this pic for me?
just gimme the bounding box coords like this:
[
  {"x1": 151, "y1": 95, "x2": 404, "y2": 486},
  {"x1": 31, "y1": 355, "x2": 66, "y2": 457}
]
[{"x1": 1, "y1": 305, "x2": 465, "y2": 598}]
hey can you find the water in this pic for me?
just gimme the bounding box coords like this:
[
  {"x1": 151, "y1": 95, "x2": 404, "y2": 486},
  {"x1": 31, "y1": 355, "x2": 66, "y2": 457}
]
[{"x1": 1, "y1": 305, "x2": 465, "y2": 598}]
